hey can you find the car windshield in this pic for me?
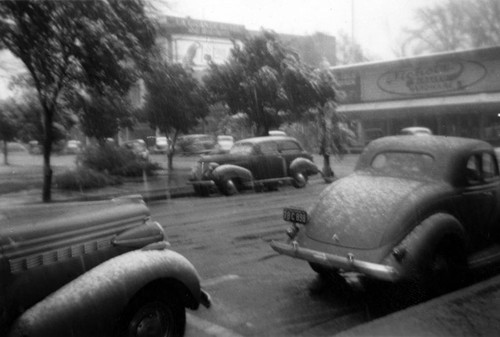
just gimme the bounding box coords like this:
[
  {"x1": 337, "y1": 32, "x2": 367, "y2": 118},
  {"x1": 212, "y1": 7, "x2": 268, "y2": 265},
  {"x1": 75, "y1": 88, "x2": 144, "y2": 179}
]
[
  {"x1": 371, "y1": 151, "x2": 435, "y2": 177},
  {"x1": 229, "y1": 143, "x2": 254, "y2": 155}
]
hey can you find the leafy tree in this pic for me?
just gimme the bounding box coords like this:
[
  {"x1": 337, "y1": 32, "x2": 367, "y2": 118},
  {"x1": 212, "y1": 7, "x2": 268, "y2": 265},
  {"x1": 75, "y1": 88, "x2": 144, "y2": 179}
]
[
  {"x1": 0, "y1": 101, "x2": 19, "y2": 165},
  {"x1": 75, "y1": 88, "x2": 135, "y2": 145},
  {"x1": 144, "y1": 62, "x2": 209, "y2": 169},
  {"x1": 204, "y1": 31, "x2": 291, "y2": 136},
  {"x1": 402, "y1": 0, "x2": 500, "y2": 55},
  {"x1": 205, "y1": 30, "x2": 343, "y2": 178},
  {"x1": 0, "y1": 0, "x2": 155, "y2": 201}
]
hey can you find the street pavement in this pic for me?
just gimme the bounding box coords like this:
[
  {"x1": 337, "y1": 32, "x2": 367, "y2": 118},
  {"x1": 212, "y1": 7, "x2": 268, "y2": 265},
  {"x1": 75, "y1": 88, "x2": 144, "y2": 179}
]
[{"x1": 1, "y1": 153, "x2": 500, "y2": 336}]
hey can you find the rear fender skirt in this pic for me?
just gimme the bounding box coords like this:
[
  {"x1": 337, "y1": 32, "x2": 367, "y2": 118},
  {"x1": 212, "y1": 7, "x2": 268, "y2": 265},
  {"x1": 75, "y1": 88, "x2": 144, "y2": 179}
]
[
  {"x1": 385, "y1": 213, "x2": 466, "y2": 278},
  {"x1": 290, "y1": 158, "x2": 320, "y2": 177},
  {"x1": 9, "y1": 249, "x2": 203, "y2": 337},
  {"x1": 213, "y1": 164, "x2": 254, "y2": 185}
]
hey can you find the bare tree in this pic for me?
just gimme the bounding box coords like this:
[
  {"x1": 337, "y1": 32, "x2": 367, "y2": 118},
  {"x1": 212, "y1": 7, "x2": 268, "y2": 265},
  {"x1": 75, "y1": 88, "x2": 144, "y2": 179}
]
[{"x1": 402, "y1": 0, "x2": 500, "y2": 55}]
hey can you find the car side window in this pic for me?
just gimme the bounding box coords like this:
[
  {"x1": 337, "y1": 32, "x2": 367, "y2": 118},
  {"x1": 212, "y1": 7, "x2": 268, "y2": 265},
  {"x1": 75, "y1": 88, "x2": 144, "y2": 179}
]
[
  {"x1": 279, "y1": 140, "x2": 301, "y2": 154},
  {"x1": 466, "y1": 155, "x2": 481, "y2": 184},
  {"x1": 482, "y1": 153, "x2": 498, "y2": 181},
  {"x1": 260, "y1": 141, "x2": 279, "y2": 155}
]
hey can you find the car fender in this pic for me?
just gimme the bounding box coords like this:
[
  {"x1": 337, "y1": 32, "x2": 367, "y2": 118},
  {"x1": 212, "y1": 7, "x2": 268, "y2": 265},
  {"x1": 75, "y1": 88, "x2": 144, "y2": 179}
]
[
  {"x1": 212, "y1": 164, "x2": 253, "y2": 184},
  {"x1": 385, "y1": 213, "x2": 466, "y2": 280},
  {"x1": 290, "y1": 157, "x2": 320, "y2": 176},
  {"x1": 9, "y1": 248, "x2": 203, "y2": 337}
]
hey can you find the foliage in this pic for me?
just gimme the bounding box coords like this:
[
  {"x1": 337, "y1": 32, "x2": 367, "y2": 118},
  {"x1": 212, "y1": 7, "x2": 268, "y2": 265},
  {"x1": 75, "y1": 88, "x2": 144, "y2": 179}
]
[
  {"x1": 143, "y1": 61, "x2": 209, "y2": 168},
  {"x1": 6, "y1": 93, "x2": 74, "y2": 144},
  {"x1": 75, "y1": 88, "x2": 136, "y2": 143},
  {"x1": 0, "y1": 101, "x2": 20, "y2": 165},
  {"x1": 0, "y1": 0, "x2": 155, "y2": 201},
  {"x1": 55, "y1": 167, "x2": 121, "y2": 191},
  {"x1": 402, "y1": 0, "x2": 500, "y2": 55},
  {"x1": 78, "y1": 144, "x2": 161, "y2": 177},
  {"x1": 0, "y1": 103, "x2": 18, "y2": 143},
  {"x1": 204, "y1": 31, "x2": 289, "y2": 136}
]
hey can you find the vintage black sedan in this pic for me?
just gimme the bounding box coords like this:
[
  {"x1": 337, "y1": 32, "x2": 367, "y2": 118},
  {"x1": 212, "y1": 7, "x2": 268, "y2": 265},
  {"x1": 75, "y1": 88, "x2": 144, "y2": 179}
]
[
  {"x1": 189, "y1": 136, "x2": 321, "y2": 196},
  {"x1": 1, "y1": 196, "x2": 210, "y2": 337},
  {"x1": 271, "y1": 135, "x2": 500, "y2": 299}
]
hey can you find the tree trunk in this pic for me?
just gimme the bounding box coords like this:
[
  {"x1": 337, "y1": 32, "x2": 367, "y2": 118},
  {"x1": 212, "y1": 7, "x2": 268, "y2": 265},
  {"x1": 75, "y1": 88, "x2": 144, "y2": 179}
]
[
  {"x1": 2, "y1": 141, "x2": 8, "y2": 165},
  {"x1": 322, "y1": 154, "x2": 334, "y2": 178},
  {"x1": 167, "y1": 151, "x2": 174, "y2": 170},
  {"x1": 42, "y1": 108, "x2": 54, "y2": 202}
]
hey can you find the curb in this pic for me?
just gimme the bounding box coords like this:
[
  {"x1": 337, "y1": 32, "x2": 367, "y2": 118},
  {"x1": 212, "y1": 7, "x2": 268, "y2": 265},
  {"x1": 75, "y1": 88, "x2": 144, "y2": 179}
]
[{"x1": 336, "y1": 274, "x2": 500, "y2": 337}]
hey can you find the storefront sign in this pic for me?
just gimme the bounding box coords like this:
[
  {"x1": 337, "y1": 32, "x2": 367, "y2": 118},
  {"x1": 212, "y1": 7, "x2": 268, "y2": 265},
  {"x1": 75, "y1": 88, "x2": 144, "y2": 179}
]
[
  {"x1": 377, "y1": 60, "x2": 487, "y2": 96},
  {"x1": 335, "y1": 71, "x2": 361, "y2": 103}
]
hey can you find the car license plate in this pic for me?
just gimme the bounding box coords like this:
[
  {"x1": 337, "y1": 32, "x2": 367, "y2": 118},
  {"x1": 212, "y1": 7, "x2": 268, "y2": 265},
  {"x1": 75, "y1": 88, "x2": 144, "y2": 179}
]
[{"x1": 283, "y1": 207, "x2": 308, "y2": 224}]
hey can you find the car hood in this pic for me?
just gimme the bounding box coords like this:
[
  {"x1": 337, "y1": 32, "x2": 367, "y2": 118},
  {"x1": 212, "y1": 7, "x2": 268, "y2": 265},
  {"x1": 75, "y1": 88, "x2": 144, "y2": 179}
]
[{"x1": 304, "y1": 173, "x2": 433, "y2": 249}]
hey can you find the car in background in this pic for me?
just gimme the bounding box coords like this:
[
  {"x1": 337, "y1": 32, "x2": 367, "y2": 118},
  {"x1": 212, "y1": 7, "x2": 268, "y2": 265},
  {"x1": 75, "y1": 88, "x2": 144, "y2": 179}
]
[
  {"x1": 189, "y1": 135, "x2": 322, "y2": 196},
  {"x1": 147, "y1": 136, "x2": 170, "y2": 154},
  {"x1": 272, "y1": 135, "x2": 500, "y2": 303},
  {"x1": 1, "y1": 196, "x2": 210, "y2": 336},
  {"x1": 175, "y1": 134, "x2": 216, "y2": 155},
  {"x1": 154, "y1": 136, "x2": 170, "y2": 154},
  {"x1": 214, "y1": 135, "x2": 234, "y2": 153},
  {"x1": 123, "y1": 139, "x2": 149, "y2": 160},
  {"x1": 63, "y1": 139, "x2": 82, "y2": 154},
  {"x1": 268, "y1": 130, "x2": 286, "y2": 136},
  {"x1": 400, "y1": 126, "x2": 433, "y2": 136}
]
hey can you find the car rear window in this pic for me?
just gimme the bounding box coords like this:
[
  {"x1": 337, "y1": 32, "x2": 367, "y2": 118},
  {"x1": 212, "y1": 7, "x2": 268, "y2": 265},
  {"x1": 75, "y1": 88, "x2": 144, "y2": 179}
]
[
  {"x1": 371, "y1": 151, "x2": 434, "y2": 177},
  {"x1": 230, "y1": 143, "x2": 253, "y2": 155}
]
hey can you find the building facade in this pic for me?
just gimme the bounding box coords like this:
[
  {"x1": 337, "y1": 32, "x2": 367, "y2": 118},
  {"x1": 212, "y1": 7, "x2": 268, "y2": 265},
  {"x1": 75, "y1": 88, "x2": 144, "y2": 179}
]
[{"x1": 333, "y1": 46, "x2": 500, "y2": 145}]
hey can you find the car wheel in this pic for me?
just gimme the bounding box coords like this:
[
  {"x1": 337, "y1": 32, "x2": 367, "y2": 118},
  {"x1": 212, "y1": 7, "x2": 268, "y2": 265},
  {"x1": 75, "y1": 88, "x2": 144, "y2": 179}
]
[
  {"x1": 116, "y1": 287, "x2": 185, "y2": 337},
  {"x1": 292, "y1": 172, "x2": 307, "y2": 188},
  {"x1": 193, "y1": 185, "x2": 210, "y2": 197},
  {"x1": 426, "y1": 240, "x2": 467, "y2": 296},
  {"x1": 221, "y1": 178, "x2": 238, "y2": 196}
]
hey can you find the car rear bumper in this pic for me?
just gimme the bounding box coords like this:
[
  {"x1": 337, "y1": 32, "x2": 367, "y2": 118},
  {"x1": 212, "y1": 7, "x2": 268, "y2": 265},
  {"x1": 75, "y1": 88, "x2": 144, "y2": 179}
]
[{"x1": 270, "y1": 240, "x2": 400, "y2": 282}]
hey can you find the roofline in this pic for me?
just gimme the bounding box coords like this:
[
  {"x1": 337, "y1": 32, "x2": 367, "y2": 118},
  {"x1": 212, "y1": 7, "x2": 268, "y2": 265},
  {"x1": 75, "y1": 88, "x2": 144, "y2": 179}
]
[{"x1": 331, "y1": 46, "x2": 500, "y2": 71}]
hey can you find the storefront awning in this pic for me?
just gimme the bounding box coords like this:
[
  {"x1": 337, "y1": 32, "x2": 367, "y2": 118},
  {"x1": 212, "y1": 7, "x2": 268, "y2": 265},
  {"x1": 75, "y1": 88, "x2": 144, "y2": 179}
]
[{"x1": 337, "y1": 92, "x2": 500, "y2": 114}]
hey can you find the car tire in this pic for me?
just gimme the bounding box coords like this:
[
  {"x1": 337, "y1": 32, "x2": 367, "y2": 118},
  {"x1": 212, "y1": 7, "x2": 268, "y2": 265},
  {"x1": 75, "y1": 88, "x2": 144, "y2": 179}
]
[
  {"x1": 221, "y1": 178, "x2": 238, "y2": 196},
  {"x1": 194, "y1": 185, "x2": 210, "y2": 197},
  {"x1": 116, "y1": 286, "x2": 185, "y2": 337},
  {"x1": 292, "y1": 172, "x2": 307, "y2": 188},
  {"x1": 426, "y1": 239, "x2": 467, "y2": 296}
]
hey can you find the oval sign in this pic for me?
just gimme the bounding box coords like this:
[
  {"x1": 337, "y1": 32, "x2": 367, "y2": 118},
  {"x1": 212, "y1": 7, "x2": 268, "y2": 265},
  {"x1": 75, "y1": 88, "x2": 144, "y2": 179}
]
[{"x1": 377, "y1": 60, "x2": 487, "y2": 96}]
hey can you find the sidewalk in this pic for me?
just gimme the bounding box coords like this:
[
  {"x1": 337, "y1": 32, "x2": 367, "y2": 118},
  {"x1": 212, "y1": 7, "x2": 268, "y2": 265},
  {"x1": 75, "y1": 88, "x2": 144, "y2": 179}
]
[
  {"x1": 337, "y1": 274, "x2": 500, "y2": 337},
  {"x1": 0, "y1": 169, "x2": 194, "y2": 207}
]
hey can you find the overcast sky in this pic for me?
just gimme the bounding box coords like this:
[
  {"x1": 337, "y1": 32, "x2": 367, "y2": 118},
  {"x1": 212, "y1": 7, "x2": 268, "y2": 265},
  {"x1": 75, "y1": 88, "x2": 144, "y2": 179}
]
[
  {"x1": 1, "y1": 0, "x2": 440, "y2": 99},
  {"x1": 163, "y1": 0, "x2": 438, "y2": 60}
]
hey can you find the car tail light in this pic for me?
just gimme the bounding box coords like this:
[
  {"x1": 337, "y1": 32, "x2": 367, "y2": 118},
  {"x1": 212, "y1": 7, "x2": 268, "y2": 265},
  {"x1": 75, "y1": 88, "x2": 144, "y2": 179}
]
[
  {"x1": 392, "y1": 247, "x2": 407, "y2": 262},
  {"x1": 286, "y1": 224, "x2": 299, "y2": 240}
]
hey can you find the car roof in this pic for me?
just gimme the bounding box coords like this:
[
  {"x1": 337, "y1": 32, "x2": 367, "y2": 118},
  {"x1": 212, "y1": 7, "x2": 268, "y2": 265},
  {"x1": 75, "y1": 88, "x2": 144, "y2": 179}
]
[
  {"x1": 356, "y1": 135, "x2": 494, "y2": 184},
  {"x1": 401, "y1": 126, "x2": 432, "y2": 134},
  {"x1": 235, "y1": 136, "x2": 298, "y2": 145}
]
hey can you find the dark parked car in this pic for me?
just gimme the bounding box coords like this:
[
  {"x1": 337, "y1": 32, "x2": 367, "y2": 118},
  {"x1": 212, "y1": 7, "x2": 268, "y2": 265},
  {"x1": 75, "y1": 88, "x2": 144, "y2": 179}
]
[
  {"x1": 123, "y1": 139, "x2": 149, "y2": 160},
  {"x1": 175, "y1": 134, "x2": 217, "y2": 155},
  {"x1": 271, "y1": 135, "x2": 500, "y2": 301},
  {"x1": 1, "y1": 196, "x2": 210, "y2": 337},
  {"x1": 189, "y1": 136, "x2": 322, "y2": 196}
]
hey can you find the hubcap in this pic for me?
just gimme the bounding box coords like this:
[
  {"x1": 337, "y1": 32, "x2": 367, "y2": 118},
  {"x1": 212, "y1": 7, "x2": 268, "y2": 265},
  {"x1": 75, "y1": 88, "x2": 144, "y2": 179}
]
[{"x1": 130, "y1": 302, "x2": 172, "y2": 337}]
